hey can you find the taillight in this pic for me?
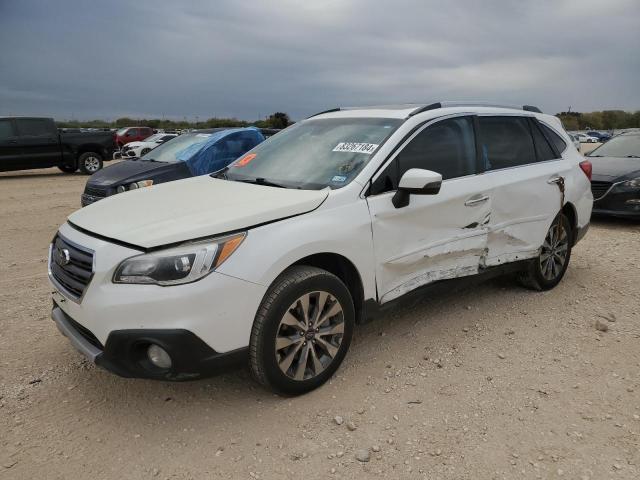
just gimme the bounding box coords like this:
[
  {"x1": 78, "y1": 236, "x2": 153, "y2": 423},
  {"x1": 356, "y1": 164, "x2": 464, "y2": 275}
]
[{"x1": 579, "y1": 160, "x2": 592, "y2": 181}]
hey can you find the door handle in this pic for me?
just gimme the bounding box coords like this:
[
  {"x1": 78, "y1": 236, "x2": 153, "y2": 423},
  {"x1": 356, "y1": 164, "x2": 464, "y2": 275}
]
[
  {"x1": 464, "y1": 195, "x2": 489, "y2": 206},
  {"x1": 547, "y1": 176, "x2": 563, "y2": 185}
]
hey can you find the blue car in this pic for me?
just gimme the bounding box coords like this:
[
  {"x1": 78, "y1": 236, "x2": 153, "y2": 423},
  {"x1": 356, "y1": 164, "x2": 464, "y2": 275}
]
[
  {"x1": 587, "y1": 131, "x2": 612, "y2": 142},
  {"x1": 81, "y1": 127, "x2": 266, "y2": 206}
]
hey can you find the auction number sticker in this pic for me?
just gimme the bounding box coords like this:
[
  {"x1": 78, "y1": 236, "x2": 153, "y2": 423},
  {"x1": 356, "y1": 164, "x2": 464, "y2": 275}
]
[{"x1": 333, "y1": 142, "x2": 379, "y2": 154}]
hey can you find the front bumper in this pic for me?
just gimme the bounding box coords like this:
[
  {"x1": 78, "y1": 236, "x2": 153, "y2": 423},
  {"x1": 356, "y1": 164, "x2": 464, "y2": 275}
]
[
  {"x1": 52, "y1": 304, "x2": 248, "y2": 380},
  {"x1": 49, "y1": 223, "x2": 267, "y2": 379},
  {"x1": 593, "y1": 186, "x2": 640, "y2": 219}
]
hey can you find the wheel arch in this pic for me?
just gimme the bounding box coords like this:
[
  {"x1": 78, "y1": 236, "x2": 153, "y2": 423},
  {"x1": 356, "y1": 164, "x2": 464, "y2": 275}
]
[
  {"x1": 562, "y1": 201, "x2": 578, "y2": 245},
  {"x1": 289, "y1": 252, "x2": 365, "y2": 324},
  {"x1": 76, "y1": 144, "x2": 104, "y2": 159}
]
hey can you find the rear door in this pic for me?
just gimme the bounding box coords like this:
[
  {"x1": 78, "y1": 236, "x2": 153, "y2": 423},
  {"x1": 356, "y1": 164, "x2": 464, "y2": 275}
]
[
  {"x1": 478, "y1": 115, "x2": 570, "y2": 266},
  {"x1": 15, "y1": 118, "x2": 61, "y2": 169},
  {"x1": 367, "y1": 115, "x2": 493, "y2": 304},
  {"x1": 0, "y1": 118, "x2": 22, "y2": 171}
]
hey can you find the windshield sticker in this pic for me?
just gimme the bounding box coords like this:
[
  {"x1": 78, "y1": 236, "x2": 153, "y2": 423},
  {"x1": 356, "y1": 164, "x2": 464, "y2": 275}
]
[
  {"x1": 196, "y1": 134, "x2": 212, "y2": 138},
  {"x1": 333, "y1": 142, "x2": 379, "y2": 154},
  {"x1": 234, "y1": 153, "x2": 256, "y2": 167},
  {"x1": 331, "y1": 175, "x2": 347, "y2": 183}
]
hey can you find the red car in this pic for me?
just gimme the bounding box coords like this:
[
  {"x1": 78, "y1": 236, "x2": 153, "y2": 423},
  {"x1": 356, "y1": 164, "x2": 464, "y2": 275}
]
[{"x1": 114, "y1": 126, "x2": 153, "y2": 148}]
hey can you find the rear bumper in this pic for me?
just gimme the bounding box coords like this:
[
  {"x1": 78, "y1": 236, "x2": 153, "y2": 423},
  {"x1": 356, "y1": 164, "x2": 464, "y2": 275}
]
[{"x1": 52, "y1": 303, "x2": 248, "y2": 380}]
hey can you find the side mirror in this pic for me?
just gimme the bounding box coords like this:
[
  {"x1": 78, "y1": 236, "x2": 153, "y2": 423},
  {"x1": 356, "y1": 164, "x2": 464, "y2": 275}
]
[{"x1": 392, "y1": 168, "x2": 442, "y2": 208}]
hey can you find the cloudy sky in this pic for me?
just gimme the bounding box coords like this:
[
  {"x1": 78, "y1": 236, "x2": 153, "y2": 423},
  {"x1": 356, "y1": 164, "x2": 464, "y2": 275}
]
[{"x1": 1, "y1": 0, "x2": 638, "y2": 121}]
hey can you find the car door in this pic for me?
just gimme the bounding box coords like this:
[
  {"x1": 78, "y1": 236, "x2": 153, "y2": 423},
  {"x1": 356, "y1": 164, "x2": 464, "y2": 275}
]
[
  {"x1": 0, "y1": 118, "x2": 23, "y2": 171},
  {"x1": 367, "y1": 115, "x2": 493, "y2": 304},
  {"x1": 15, "y1": 118, "x2": 61, "y2": 169},
  {"x1": 477, "y1": 115, "x2": 570, "y2": 266}
]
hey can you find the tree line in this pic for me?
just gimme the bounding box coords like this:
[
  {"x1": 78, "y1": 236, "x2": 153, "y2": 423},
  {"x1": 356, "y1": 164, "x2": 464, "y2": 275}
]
[
  {"x1": 56, "y1": 112, "x2": 292, "y2": 130},
  {"x1": 556, "y1": 110, "x2": 640, "y2": 131}
]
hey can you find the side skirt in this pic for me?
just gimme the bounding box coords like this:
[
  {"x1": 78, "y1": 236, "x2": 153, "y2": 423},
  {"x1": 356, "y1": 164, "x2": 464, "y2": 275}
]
[{"x1": 359, "y1": 260, "x2": 530, "y2": 324}]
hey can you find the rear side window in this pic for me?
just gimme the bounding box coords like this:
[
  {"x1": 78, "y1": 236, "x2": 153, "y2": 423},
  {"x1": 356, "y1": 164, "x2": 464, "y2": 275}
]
[
  {"x1": 396, "y1": 116, "x2": 477, "y2": 181},
  {"x1": 478, "y1": 116, "x2": 536, "y2": 170},
  {"x1": 0, "y1": 119, "x2": 16, "y2": 140},
  {"x1": 16, "y1": 118, "x2": 54, "y2": 137},
  {"x1": 540, "y1": 123, "x2": 567, "y2": 153},
  {"x1": 530, "y1": 120, "x2": 557, "y2": 161}
]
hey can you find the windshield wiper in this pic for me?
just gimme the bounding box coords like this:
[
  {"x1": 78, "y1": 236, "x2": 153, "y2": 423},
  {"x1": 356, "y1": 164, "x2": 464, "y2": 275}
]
[{"x1": 240, "y1": 177, "x2": 287, "y2": 188}]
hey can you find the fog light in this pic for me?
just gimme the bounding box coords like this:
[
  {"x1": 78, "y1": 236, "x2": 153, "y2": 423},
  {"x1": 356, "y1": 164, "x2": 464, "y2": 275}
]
[{"x1": 147, "y1": 344, "x2": 172, "y2": 369}]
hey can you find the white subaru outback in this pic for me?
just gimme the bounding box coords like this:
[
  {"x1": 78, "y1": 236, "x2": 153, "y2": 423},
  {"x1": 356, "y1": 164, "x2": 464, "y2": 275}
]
[{"x1": 49, "y1": 102, "x2": 593, "y2": 395}]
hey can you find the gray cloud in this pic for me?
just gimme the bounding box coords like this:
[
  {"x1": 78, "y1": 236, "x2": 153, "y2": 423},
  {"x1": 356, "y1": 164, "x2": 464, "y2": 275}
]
[{"x1": 1, "y1": 0, "x2": 638, "y2": 121}]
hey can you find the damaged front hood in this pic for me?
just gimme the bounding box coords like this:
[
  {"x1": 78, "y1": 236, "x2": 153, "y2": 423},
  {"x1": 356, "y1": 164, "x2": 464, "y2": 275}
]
[{"x1": 68, "y1": 176, "x2": 329, "y2": 248}]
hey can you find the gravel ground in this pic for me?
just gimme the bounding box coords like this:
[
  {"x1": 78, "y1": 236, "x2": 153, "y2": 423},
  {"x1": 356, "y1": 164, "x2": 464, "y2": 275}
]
[{"x1": 0, "y1": 166, "x2": 638, "y2": 480}]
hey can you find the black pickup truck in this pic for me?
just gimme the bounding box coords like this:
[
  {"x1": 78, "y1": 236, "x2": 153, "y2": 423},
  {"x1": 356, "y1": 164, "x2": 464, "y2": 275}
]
[{"x1": 0, "y1": 117, "x2": 116, "y2": 174}]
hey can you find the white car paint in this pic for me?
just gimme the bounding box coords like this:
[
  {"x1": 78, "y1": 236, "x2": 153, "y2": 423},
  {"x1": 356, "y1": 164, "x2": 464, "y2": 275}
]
[
  {"x1": 70, "y1": 175, "x2": 329, "y2": 248},
  {"x1": 49, "y1": 103, "x2": 593, "y2": 379},
  {"x1": 123, "y1": 134, "x2": 178, "y2": 157},
  {"x1": 575, "y1": 133, "x2": 599, "y2": 143}
]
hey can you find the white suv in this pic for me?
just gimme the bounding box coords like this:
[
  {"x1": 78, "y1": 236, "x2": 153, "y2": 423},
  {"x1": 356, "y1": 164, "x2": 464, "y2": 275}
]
[{"x1": 49, "y1": 102, "x2": 593, "y2": 394}]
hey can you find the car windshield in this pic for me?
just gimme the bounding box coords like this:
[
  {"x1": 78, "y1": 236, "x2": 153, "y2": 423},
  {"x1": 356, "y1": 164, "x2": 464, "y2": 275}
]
[
  {"x1": 141, "y1": 133, "x2": 211, "y2": 162},
  {"x1": 588, "y1": 134, "x2": 640, "y2": 158},
  {"x1": 116, "y1": 128, "x2": 129, "y2": 135},
  {"x1": 225, "y1": 117, "x2": 402, "y2": 189}
]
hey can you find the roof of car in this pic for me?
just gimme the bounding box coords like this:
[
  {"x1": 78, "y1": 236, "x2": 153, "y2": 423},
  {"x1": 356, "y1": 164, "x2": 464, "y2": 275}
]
[{"x1": 308, "y1": 102, "x2": 544, "y2": 120}]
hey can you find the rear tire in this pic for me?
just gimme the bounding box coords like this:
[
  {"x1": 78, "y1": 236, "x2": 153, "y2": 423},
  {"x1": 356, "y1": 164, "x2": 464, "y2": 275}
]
[
  {"x1": 58, "y1": 164, "x2": 76, "y2": 173},
  {"x1": 518, "y1": 213, "x2": 572, "y2": 291},
  {"x1": 78, "y1": 152, "x2": 103, "y2": 175},
  {"x1": 249, "y1": 266, "x2": 354, "y2": 396}
]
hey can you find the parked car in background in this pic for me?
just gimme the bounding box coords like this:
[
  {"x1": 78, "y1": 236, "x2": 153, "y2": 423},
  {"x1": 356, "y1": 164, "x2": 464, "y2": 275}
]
[
  {"x1": 587, "y1": 131, "x2": 640, "y2": 218},
  {"x1": 0, "y1": 116, "x2": 116, "y2": 174},
  {"x1": 120, "y1": 133, "x2": 178, "y2": 158},
  {"x1": 51, "y1": 102, "x2": 592, "y2": 395},
  {"x1": 114, "y1": 126, "x2": 153, "y2": 148},
  {"x1": 576, "y1": 133, "x2": 599, "y2": 143},
  {"x1": 81, "y1": 127, "x2": 264, "y2": 206},
  {"x1": 569, "y1": 133, "x2": 581, "y2": 151},
  {"x1": 587, "y1": 131, "x2": 612, "y2": 142}
]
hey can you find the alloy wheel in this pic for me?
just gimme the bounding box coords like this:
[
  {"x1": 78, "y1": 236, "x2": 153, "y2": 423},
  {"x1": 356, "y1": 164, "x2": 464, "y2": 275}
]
[
  {"x1": 275, "y1": 291, "x2": 344, "y2": 381},
  {"x1": 84, "y1": 156, "x2": 101, "y2": 173},
  {"x1": 539, "y1": 219, "x2": 569, "y2": 281}
]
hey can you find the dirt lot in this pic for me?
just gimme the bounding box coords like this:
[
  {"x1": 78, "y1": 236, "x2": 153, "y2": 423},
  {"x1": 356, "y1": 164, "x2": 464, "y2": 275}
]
[{"x1": 0, "y1": 166, "x2": 638, "y2": 480}]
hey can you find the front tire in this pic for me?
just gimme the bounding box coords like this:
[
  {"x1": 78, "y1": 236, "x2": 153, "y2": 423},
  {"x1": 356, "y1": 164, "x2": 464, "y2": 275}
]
[
  {"x1": 518, "y1": 213, "x2": 572, "y2": 291},
  {"x1": 249, "y1": 266, "x2": 354, "y2": 395},
  {"x1": 78, "y1": 152, "x2": 103, "y2": 175}
]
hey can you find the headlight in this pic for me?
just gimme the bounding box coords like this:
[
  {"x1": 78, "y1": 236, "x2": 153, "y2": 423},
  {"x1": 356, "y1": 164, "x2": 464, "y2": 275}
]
[
  {"x1": 128, "y1": 180, "x2": 154, "y2": 190},
  {"x1": 620, "y1": 177, "x2": 640, "y2": 188},
  {"x1": 113, "y1": 232, "x2": 246, "y2": 285}
]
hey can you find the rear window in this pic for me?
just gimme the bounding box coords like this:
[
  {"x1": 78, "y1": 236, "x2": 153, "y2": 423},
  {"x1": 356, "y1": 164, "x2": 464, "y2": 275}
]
[
  {"x1": 16, "y1": 118, "x2": 54, "y2": 137},
  {"x1": 530, "y1": 121, "x2": 557, "y2": 161},
  {"x1": 540, "y1": 124, "x2": 567, "y2": 153},
  {"x1": 478, "y1": 116, "x2": 536, "y2": 170}
]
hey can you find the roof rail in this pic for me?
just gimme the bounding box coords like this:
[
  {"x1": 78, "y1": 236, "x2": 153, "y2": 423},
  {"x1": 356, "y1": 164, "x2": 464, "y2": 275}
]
[
  {"x1": 307, "y1": 107, "x2": 340, "y2": 119},
  {"x1": 409, "y1": 101, "x2": 543, "y2": 117}
]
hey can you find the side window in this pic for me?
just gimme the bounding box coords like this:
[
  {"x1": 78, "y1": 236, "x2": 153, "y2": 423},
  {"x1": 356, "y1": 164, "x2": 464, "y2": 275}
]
[
  {"x1": 396, "y1": 117, "x2": 476, "y2": 181},
  {"x1": 540, "y1": 123, "x2": 567, "y2": 153},
  {"x1": 529, "y1": 120, "x2": 557, "y2": 161},
  {"x1": 478, "y1": 116, "x2": 536, "y2": 170},
  {"x1": 0, "y1": 119, "x2": 16, "y2": 140},
  {"x1": 16, "y1": 118, "x2": 54, "y2": 137},
  {"x1": 127, "y1": 129, "x2": 137, "y2": 137}
]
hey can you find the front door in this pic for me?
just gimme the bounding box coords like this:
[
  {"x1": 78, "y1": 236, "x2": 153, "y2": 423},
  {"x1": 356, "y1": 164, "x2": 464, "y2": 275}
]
[
  {"x1": 0, "y1": 118, "x2": 22, "y2": 171},
  {"x1": 16, "y1": 118, "x2": 60, "y2": 169},
  {"x1": 367, "y1": 115, "x2": 492, "y2": 304}
]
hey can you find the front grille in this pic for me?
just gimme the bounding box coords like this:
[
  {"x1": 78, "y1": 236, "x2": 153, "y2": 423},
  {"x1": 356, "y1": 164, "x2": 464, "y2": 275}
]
[
  {"x1": 591, "y1": 181, "x2": 612, "y2": 200},
  {"x1": 84, "y1": 185, "x2": 108, "y2": 198},
  {"x1": 50, "y1": 235, "x2": 94, "y2": 301}
]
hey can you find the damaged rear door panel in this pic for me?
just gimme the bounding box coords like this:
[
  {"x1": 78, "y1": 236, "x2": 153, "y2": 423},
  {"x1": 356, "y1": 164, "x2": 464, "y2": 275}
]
[{"x1": 476, "y1": 115, "x2": 571, "y2": 266}]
